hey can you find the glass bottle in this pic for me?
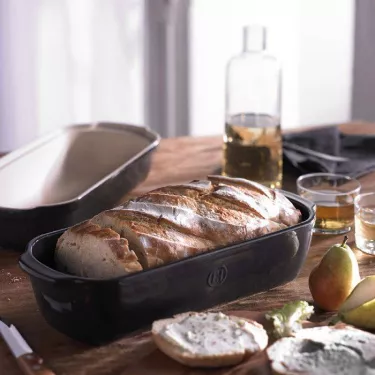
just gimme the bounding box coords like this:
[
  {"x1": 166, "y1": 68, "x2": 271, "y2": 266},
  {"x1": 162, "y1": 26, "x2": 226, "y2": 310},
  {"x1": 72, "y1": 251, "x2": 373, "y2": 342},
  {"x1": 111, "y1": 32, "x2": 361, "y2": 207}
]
[{"x1": 222, "y1": 25, "x2": 282, "y2": 189}]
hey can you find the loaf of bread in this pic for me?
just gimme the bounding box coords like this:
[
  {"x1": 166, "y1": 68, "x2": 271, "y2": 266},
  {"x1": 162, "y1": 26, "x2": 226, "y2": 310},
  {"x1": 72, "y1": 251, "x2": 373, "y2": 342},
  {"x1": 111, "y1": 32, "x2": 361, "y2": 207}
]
[{"x1": 55, "y1": 175, "x2": 301, "y2": 278}]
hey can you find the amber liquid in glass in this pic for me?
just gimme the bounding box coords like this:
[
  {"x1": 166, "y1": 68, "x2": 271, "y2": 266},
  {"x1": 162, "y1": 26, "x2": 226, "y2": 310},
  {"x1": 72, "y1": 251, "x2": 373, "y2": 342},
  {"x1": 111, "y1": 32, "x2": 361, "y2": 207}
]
[
  {"x1": 299, "y1": 187, "x2": 356, "y2": 233},
  {"x1": 222, "y1": 113, "x2": 282, "y2": 188},
  {"x1": 315, "y1": 202, "x2": 355, "y2": 231},
  {"x1": 355, "y1": 204, "x2": 375, "y2": 254}
]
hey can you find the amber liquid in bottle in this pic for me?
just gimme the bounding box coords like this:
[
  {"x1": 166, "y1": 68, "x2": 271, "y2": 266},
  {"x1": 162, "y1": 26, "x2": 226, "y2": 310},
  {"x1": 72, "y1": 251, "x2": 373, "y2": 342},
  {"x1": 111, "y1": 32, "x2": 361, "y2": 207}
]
[{"x1": 222, "y1": 113, "x2": 282, "y2": 188}]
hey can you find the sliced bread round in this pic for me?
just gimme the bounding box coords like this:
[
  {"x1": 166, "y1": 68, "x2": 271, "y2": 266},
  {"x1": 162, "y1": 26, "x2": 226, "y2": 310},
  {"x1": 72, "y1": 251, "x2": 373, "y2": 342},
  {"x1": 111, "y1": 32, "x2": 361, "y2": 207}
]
[
  {"x1": 151, "y1": 311, "x2": 268, "y2": 368},
  {"x1": 267, "y1": 325, "x2": 375, "y2": 375}
]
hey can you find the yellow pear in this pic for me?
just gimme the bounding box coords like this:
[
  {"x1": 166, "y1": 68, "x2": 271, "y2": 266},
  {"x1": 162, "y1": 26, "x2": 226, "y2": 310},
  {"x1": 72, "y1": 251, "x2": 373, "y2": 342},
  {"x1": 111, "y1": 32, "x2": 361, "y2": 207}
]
[
  {"x1": 309, "y1": 236, "x2": 360, "y2": 311},
  {"x1": 339, "y1": 275, "x2": 375, "y2": 329}
]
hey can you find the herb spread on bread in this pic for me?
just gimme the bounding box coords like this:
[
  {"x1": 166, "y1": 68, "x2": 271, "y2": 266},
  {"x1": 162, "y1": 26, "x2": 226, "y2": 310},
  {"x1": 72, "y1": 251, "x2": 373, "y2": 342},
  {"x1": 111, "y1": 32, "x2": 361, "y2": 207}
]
[
  {"x1": 152, "y1": 311, "x2": 268, "y2": 368},
  {"x1": 160, "y1": 312, "x2": 267, "y2": 356},
  {"x1": 267, "y1": 325, "x2": 375, "y2": 375}
]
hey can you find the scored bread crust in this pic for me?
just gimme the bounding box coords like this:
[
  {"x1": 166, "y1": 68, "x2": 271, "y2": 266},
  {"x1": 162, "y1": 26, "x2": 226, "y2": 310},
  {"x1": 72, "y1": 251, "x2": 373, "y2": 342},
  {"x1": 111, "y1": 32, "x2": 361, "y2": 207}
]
[
  {"x1": 151, "y1": 312, "x2": 268, "y2": 368},
  {"x1": 55, "y1": 175, "x2": 301, "y2": 278}
]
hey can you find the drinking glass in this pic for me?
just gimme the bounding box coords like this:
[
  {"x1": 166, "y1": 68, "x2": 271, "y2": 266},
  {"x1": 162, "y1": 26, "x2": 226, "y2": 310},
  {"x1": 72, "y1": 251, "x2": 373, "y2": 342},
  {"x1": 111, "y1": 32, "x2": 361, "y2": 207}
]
[
  {"x1": 355, "y1": 192, "x2": 375, "y2": 255},
  {"x1": 297, "y1": 173, "x2": 361, "y2": 234}
]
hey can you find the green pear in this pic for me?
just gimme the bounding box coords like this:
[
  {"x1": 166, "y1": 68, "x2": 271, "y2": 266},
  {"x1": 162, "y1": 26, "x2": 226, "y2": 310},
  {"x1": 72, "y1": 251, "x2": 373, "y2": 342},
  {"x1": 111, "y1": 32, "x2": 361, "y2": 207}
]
[
  {"x1": 339, "y1": 276, "x2": 375, "y2": 329},
  {"x1": 340, "y1": 275, "x2": 375, "y2": 312},
  {"x1": 309, "y1": 236, "x2": 360, "y2": 311}
]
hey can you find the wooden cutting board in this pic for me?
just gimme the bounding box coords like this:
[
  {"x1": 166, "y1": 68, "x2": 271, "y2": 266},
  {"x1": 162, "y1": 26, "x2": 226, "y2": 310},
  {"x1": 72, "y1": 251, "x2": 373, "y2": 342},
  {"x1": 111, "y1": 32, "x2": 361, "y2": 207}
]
[{"x1": 121, "y1": 310, "x2": 328, "y2": 375}]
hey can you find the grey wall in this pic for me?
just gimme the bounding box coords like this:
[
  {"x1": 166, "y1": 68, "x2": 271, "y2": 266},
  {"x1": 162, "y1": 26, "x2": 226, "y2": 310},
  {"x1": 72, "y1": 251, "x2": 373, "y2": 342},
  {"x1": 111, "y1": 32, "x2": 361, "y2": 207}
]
[
  {"x1": 144, "y1": 0, "x2": 190, "y2": 138},
  {"x1": 352, "y1": 0, "x2": 375, "y2": 122}
]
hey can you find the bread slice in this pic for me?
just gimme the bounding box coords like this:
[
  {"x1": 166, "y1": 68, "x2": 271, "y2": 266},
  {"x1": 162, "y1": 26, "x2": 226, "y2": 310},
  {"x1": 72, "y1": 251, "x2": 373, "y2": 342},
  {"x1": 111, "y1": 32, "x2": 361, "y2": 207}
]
[
  {"x1": 55, "y1": 220, "x2": 143, "y2": 278},
  {"x1": 267, "y1": 324, "x2": 375, "y2": 375},
  {"x1": 152, "y1": 312, "x2": 268, "y2": 368}
]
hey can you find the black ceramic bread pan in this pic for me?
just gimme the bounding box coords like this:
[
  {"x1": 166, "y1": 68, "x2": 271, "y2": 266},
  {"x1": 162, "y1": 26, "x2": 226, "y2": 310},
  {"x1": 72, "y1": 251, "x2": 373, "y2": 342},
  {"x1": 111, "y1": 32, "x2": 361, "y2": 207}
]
[
  {"x1": 0, "y1": 123, "x2": 160, "y2": 250},
  {"x1": 19, "y1": 191, "x2": 315, "y2": 345}
]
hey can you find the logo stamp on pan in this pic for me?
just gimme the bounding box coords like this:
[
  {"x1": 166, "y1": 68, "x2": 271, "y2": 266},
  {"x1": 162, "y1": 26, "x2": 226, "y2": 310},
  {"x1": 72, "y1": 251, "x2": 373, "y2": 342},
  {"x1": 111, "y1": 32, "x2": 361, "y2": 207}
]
[{"x1": 207, "y1": 265, "x2": 228, "y2": 287}]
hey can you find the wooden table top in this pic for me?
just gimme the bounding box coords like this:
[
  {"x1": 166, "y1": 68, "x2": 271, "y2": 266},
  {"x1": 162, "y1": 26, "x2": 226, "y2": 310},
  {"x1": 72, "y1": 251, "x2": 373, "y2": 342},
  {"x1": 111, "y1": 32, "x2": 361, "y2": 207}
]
[{"x1": 1, "y1": 122, "x2": 375, "y2": 375}]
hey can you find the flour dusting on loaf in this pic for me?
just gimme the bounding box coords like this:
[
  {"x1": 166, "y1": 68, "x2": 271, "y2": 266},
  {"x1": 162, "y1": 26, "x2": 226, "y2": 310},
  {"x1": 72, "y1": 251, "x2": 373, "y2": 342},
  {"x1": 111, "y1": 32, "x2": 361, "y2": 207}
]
[{"x1": 54, "y1": 176, "x2": 301, "y2": 278}]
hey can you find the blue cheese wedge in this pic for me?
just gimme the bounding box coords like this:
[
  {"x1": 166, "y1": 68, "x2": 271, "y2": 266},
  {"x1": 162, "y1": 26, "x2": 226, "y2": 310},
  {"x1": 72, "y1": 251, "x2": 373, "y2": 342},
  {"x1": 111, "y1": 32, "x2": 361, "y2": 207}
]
[{"x1": 152, "y1": 312, "x2": 268, "y2": 368}]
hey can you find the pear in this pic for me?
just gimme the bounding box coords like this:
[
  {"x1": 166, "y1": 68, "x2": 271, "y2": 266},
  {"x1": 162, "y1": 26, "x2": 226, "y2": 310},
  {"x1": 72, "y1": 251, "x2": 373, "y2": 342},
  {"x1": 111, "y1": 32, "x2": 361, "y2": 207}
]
[
  {"x1": 339, "y1": 276, "x2": 375, "y2": 329},
  {"x1": 309, "y1": 236, "x2": 360, "y2": 311}
]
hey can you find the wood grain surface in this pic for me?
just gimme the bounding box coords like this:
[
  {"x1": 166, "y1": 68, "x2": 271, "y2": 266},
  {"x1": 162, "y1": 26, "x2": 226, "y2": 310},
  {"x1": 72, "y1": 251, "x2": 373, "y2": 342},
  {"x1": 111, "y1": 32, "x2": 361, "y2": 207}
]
[{"x1": 1, "y1": 122, "x2": 375, "y2": 375}]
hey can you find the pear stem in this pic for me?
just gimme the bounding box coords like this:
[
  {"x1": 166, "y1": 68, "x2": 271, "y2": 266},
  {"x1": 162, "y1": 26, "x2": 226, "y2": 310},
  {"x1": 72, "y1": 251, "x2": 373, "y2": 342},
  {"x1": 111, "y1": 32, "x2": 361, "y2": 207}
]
[{"x1": 342, "y1": 236, "x2": 349, "y2": 247}]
